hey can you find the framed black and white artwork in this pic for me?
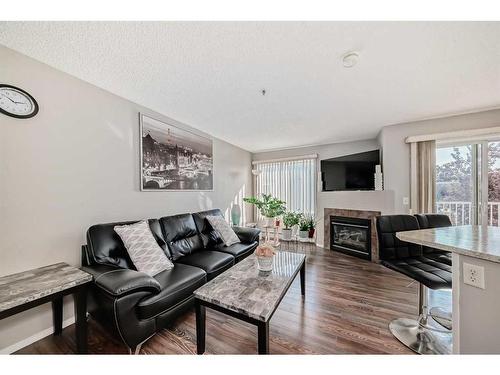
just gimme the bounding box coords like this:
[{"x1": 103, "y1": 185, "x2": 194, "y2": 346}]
[{"x1": 140, "y1": 114, "x2": 213, "y2": 191}]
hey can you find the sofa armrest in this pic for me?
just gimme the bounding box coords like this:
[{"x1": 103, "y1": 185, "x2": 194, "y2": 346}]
[
  {"x1": 81, "y1": 264, "x2": 161, "y2": 297},
  {"x1": 233, "y1": 226, "x2": 261, "y2": 243}
]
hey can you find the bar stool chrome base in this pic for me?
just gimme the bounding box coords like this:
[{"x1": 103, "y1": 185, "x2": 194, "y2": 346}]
[
  {"x1": 429, "y1": 307, "x2": 452, "y2": 331},
  {"x1": 389, "y1": 318, "x2": 452, "y2": 355}
]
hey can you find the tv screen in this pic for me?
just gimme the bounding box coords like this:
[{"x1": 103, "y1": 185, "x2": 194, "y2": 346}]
[{"x1": 321, "y1": 150, "x2": 380, "y2": 191}]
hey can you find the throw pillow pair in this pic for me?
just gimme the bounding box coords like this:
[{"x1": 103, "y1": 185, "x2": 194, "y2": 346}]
[{"x1": 114, "y1": 216, "x2": 239, "y2": 276}]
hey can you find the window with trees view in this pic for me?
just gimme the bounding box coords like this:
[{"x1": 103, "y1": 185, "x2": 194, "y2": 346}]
[{"x1": 436, "y1": 141, "x2": 500, "y2": 226}]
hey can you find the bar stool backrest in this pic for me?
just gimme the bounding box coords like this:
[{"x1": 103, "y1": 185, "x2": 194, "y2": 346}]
[{"x1": 376, "y1": 215, "x2": 423, "y2": 260}]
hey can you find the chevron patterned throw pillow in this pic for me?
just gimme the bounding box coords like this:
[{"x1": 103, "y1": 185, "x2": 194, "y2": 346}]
[
  {"x1": 114, "y1": 220, "x2": 174, "y2": 276},
  {"x1": 206, "y1": 215, "x2": 241, "y2": 247}
]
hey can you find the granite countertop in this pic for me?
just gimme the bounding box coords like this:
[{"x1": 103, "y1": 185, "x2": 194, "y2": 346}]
[
  {"x1": 194, "y1": 251, "x2": 305, "y2": 322},
  {"x1": 396, "y1": 225, "x2": 500, "y2": 264},
  {"x1": 0, "y1": 262, "x2": 92, "y2": 313}
]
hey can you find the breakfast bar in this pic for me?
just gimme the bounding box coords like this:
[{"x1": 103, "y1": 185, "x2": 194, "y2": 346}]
[{"x1": 397, "y1": 225, "x2": 500, "y2": 354}]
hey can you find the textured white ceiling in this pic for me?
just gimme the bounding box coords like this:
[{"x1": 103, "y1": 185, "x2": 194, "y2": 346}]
[{"x1": 1, "y1": 22, "x2": 500, "y2": 152}]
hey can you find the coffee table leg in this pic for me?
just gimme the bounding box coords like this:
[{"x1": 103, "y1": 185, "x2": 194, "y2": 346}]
[
  {"x1": 74, "y1": 286, "x2": 88, "y2": 354},
  {"x1": 257, "y1": 321, "x2": 269, "y2": 354},
  {"x1": 195, "y1": 299, "x2": 206, "y2": 354},
  {"x1": 300, "y1": 261, "x2": 306, "y2": 297},
  {"x1": 52, "y1": 296, "x2": 63, "y2": 336}
]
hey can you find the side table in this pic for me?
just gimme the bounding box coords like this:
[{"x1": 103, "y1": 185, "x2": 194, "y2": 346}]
[{"x1": 0, "y1": 262, "x2": 92, "y2": 354}]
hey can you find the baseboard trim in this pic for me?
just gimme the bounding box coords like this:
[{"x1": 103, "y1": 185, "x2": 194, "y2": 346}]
[{"x1": 0, "y1": 317, "x2": 75, "y2": 354}]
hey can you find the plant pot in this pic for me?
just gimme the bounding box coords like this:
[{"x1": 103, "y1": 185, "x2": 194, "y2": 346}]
[
  {"x1": 308, "y1": 228, "x2": 315, "y2": 239},
  {"x1": 298, "y1": 230, "x2": 308, "y2": 239},
  {"x1": 265, "y1": 217, "x2": 275, "y2": 227},
  {"x1": 275, "y1": 219, "x2": 281, "y2": 227},
  {"x1": 256, "y1": 255, "x2": 274, "y2": 272},
  {"x1": 282, "y1": 228, "x2": 292, "y2": 240}
]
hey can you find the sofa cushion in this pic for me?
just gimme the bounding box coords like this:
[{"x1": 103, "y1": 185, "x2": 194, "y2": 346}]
[
  {"x1": 176, "y1": 250, "x2": 234, "y2": 280},
  {"x1": 192, "y1": 209, "x2": 224, "y2": 247},
  {"x1": 114, "y1": 220, "x2": 174, "y2": 276},
  {"x1": 137, "y1": 263, "x2": 207, "y2": 320},
  {"x1": 160, "y1": 214, "x2": 204, "y2": 261},
  {"x1": 210, "y1": 242, "x2": 257, "y2": 262},
  {"x1": 87, "y1": 219, "x2": 167, "y2": 268},
  {"x1": 206, "y1": 215, "x2": 240, "y2": 246}
]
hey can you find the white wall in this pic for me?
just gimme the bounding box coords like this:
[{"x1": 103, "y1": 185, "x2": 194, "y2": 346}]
[
  {"x1": 252, "y1": 139, "x2": 395, "y2": 246},
  {"x1": 452, "y1": 253, "x2": 500, "y2": 354},
  {"x1": 379, "y1": 109, "x2": 500, "y2": 213},
  {"x1": 0, "y1": 45, "x2": 253, "y2": 352}
]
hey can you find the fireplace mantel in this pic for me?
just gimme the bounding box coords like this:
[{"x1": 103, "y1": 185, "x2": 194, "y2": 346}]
[{"x1": 324, "y1": 208, "x2": 381, "y2": 262}]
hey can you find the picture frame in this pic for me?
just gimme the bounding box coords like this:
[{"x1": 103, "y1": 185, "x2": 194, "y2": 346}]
[{"x1": 140, "y1": 113, "x2": 214, "y2": 191}]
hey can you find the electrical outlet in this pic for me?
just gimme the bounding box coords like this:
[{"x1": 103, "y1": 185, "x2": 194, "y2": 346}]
[
  {"x1": 463, "y1": 263, "x2": 485, "y2": 289},
  {"x1": 403, "y1": 197, "x2": 409, "y2": 205}
]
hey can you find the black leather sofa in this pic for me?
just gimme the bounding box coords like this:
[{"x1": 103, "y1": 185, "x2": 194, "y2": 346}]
[{"x1": 81, "y1": 209, "x2": 260, "y2": 353}]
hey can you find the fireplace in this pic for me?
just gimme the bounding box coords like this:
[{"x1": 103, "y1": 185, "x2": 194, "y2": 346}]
[{"x1": 330, "y1": 216, "x2": 371, "y2": 260}]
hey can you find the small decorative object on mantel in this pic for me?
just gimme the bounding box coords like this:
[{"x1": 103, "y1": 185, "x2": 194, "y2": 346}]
[
  {"x1": 255, "y1": 242, "x2": 276, "y2": 272},
  {"x1": 374, "y1": 164, "x2": 384, "y2": 191},
  {"x1": 0, "y1": 84, "x2": 39, "y2": 119}
]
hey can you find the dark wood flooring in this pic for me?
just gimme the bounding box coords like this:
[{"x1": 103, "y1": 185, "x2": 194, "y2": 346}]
[{"x1": 16, "y1": 247, "x2": 448, "y2": 355}]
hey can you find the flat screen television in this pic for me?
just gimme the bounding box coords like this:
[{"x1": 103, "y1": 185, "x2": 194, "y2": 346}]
[{"x1": 321, "y1": 150, "x2": 380, "y2": 191}]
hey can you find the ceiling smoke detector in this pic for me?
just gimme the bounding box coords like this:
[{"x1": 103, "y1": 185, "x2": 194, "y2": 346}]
[{"x1": 342, "y1": 51, "x2": 359, "y2": 68}]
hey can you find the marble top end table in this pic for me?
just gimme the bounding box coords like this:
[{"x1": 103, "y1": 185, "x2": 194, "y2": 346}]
[
  {"x1": 0, "y1": 262, "x2": 92, "y2": 354},
  {"x1": 194, "y1": 251, "x2": 306, "y2": 354}
]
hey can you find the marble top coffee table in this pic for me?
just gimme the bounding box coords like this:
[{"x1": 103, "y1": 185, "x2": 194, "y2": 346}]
[
  {"x1": 194, "y1": 251, "x2": 306, "y2": 354},
  {"x1": 0, "y1": 262, "x2": 92, "y2": 353}
]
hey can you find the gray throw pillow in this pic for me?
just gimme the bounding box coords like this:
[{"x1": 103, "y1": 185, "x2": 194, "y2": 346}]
[
  {"x1": 206, "y1": 215, "x2": 240, "y2": 247},
  {"x1": 114, "y1": 220, "x2": 174, "y2": 276}
]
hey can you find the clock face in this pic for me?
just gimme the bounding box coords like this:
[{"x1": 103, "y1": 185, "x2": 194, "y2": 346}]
[{"x1": 0, "y1": 85, "x2": 39, "y2": 119}]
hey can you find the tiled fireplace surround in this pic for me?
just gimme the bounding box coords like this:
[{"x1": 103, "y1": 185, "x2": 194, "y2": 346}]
[{"x1": 324, "y1": 208, "x2": 381, "y2": 262}]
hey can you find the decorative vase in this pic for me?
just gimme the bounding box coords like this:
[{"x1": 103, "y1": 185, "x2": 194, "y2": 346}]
[
  {"x1": 256, "y1": 256, "x2": 274, "y2": 272},
  {"x1": 299, "y1": 230, "x2": 308, "y2": 239},
  {"x1": 374, "y1": 164, "x2": 383, "y2": 191},
  {"x1": 308, "y1": 228, "x2": 315, "y2": 239},
  {"x1": 275, "y1": 218, "x2": 281, "y2": 227},
  {"x1": 292, "y1": 224, "x2": 299, "y2": 237},
  {"x1": 231, "y1": 203, "x2": 241, "y2": 226},
  {"x1": 282, "y1": 228, "x2": 292, "y2": 240}
]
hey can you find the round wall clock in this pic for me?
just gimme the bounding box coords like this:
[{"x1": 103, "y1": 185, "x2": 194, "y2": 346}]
[{"x1": 0, "y1": 84, "x2": 39, "y2": 119}]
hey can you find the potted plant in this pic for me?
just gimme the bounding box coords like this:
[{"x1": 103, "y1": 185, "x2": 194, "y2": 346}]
[
  {"x1": 292, "y1": 212, "x2": 303, "y2": 236},
  {"x1": 282, "y1": 211, "x2": 300, "y2": 240},
  {"x1": 305, "y1": 214, "x2": 316, "y2": 239},
  {"x1": 243, "y1": 194, "x2": 286, "y2": 227},
  {"x1": 254, "y1": 242, "x2": 276, "y2": 272},
  {"x1": 298, "y1": 216, "x2": 310, "y2": 239}
]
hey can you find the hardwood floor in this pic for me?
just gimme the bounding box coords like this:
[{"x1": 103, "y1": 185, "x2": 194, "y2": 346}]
[{"x1": 16, "y1": 247, "x2": 436, "y2": 355}]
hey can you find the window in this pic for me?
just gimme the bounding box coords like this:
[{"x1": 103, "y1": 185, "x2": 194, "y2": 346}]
[
  {"x1": 254, "y1": 157, "x2": 317, "y2": 220},
  {"x1": 436, "y1": 140, "x2": 500, "y2": 226}
]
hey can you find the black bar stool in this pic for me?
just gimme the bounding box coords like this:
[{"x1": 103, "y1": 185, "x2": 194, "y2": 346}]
[
  {"x1": 376, "y1": 215, "x2": 452, "y2": 354},
  {"x1": 414, "y1": 213, "x2": 453, "y2": 330}
]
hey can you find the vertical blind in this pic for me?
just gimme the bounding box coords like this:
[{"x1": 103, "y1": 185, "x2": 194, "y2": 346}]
[{"x1": 254, "y1": 157, "x2": 317, "y2": 220}]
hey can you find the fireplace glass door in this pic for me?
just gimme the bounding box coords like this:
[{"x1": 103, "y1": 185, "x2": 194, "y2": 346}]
[{"x1": 333, "y1": 223, "x2": 369, "y2": 253}]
